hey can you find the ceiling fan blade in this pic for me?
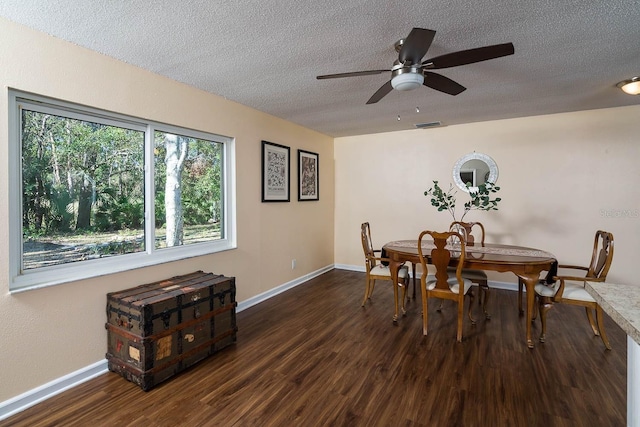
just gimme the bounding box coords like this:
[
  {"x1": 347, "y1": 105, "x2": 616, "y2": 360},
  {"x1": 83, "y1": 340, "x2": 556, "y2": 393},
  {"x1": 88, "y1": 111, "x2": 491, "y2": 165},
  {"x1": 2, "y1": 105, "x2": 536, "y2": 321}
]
[
  {"x1": 423, "y1": 43, "x2": 514, "y2": 69},
  {"x1": 398, "y1": 28, "x2": 436, "y2": 65},
  {"x1": 316, "y1": 69, "x2": 388, "y2": 79},
  {"x1": 366, "y1": 80, "x2": 393, "y2": 104},
  {"x1": 423, "y1": 72, "x2": 466, "y2": 95}
]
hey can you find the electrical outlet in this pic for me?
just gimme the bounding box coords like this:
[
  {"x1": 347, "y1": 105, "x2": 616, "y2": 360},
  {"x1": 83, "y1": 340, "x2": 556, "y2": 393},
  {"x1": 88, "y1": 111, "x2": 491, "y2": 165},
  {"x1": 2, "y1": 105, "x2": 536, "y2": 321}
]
[{"x1": 291, "y1": 259, "x2": 296, "y2": 269}]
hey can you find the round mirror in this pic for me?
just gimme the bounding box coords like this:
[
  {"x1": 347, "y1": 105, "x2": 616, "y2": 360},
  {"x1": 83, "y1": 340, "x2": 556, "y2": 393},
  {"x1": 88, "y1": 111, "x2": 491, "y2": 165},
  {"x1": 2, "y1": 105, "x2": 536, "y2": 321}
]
[{"x1": 452, "y1": 152, "x2": 499, "y2": 193}]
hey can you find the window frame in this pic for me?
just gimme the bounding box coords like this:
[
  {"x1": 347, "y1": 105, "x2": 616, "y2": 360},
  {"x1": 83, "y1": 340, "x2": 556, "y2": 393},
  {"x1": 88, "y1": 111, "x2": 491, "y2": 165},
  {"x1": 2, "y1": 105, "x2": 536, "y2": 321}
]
[{"x1": 8, "y1": 90, "x2": 237, "y2": 292}]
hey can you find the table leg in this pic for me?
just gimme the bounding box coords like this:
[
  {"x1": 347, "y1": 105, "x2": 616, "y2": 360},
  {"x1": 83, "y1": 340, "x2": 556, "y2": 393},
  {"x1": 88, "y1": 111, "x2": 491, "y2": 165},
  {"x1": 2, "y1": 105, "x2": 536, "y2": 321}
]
[
  {"x1": 389, "y1": 260, "x2": 401, "y2": 323},
  {"x1": 518, "y1": 274, "x2": 538, "y2": 349},
  {"x1": 412, "y1": 263, "x2": 417, "y2": 300}
]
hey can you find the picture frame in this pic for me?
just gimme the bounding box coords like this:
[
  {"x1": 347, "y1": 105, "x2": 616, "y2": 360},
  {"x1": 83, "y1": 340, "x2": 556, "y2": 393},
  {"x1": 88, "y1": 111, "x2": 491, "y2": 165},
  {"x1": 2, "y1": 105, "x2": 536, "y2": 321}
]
[
  {"x1": 298, "y1": 149, "x2": 319, "y2": 201},
  {"x1": 261, "y1": 140, "x2": 290, "y2": 202}
]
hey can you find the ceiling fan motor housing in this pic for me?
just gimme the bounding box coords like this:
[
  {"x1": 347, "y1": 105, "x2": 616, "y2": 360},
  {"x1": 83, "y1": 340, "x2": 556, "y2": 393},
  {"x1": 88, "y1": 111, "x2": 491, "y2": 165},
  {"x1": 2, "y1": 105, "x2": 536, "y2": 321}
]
[{"x1": 391, "y1": 65, "x2": 424, "y2": 91}]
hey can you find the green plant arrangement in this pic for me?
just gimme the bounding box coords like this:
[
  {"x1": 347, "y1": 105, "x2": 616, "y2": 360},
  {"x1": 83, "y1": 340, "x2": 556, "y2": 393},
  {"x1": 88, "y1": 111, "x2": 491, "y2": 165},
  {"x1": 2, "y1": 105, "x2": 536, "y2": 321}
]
[{"x1": 424, "y1": 180, "x2": 501, "y2": 221}]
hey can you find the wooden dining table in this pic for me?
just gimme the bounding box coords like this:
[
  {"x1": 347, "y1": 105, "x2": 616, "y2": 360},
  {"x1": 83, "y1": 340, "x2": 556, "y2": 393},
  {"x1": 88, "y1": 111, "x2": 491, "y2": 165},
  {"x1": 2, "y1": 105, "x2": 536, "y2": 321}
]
[{"x1": 382, "y1": 239, "x2": 557, "y2": 348}]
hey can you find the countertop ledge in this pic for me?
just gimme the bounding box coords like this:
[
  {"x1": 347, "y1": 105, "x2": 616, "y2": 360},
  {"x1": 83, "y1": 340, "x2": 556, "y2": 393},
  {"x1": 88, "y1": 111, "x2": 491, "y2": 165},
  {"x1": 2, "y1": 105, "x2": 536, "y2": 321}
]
[{"x1": 585, "y1": 281, "x2": 640, "y2": 345}]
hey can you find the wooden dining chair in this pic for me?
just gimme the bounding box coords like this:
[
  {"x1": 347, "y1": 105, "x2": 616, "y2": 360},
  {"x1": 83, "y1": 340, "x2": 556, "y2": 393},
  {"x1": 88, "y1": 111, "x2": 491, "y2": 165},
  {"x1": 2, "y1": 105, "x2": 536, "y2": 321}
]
[
  {"x1": 449, "y1": 221, "x2": 490, "y2": 319},
  {"x1": 360, "y1": 222, "x2": 410, "y2": 311},
  {"x1": 534, "y1": 230, "x2": 614, "y2": 349},
  {"x1": 418, "y1": 230, "x2": 476, "y2": 342}
]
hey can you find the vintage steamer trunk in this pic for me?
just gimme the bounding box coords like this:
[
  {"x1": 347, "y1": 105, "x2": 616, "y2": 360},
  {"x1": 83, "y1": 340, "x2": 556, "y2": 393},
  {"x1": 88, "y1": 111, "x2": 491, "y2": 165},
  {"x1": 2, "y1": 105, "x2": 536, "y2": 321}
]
[{"x1": 106, "y1": 271, "x2": 237, "y2": 391}]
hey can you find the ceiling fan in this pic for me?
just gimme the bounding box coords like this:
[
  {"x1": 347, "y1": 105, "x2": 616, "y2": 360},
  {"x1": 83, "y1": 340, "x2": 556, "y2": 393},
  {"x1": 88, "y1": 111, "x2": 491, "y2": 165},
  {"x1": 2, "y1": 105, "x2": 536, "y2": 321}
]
[{"x1": 316, "y1": 28, "x2": 514, "y2": 104}]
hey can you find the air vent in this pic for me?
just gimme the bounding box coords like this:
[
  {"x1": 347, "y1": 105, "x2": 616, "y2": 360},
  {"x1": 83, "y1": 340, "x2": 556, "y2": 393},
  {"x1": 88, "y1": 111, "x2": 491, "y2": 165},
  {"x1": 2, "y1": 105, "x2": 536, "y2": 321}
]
[{"x1": 415, "y1": 121, "x2": 442, "y2": 129}]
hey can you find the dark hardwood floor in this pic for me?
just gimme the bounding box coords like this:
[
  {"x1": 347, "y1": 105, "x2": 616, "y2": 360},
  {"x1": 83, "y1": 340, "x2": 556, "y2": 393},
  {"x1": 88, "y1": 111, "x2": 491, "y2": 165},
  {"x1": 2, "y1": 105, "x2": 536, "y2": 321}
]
[{"x1": 2, "y1": 269, "x2": 626, "y2": 426}]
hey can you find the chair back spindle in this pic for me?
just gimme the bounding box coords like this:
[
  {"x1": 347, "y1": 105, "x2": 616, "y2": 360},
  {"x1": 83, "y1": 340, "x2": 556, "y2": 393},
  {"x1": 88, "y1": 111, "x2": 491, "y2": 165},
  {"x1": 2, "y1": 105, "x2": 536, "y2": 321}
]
[
  {"x1": 418, "y1": 231, "x2": 466, "y2": 292},
  {"x1": 449, "y1": 221, "x2": 485, "y2": 247},
  {"x1": 589, "y1": 230, "x2": 614, "y2": 280},
  {"x1": 361, "y1": 222, "x2": 376, "y2": 268}
]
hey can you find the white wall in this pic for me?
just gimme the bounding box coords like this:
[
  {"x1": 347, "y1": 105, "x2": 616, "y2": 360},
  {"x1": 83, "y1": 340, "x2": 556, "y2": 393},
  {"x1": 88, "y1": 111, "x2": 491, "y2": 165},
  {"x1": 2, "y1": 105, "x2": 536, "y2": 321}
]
[
  {"x1": 0, "y1": 17, "x2": 334, "y2": 402},
  {"x1": 335, "y1": 105, "x2": 640, "y2": 286}
]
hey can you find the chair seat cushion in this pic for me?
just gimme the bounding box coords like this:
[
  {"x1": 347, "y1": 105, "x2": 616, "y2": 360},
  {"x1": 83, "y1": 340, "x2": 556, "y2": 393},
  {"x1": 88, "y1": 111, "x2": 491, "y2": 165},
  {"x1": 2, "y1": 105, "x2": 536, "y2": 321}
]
[
  {"x1": 371, "y1": 264, "x2": 409, "y2": 278},
  {"x1": 562, "y1": 283, "x2": 596, "y2": 302},
  {"x1": 426, "y1": 276, "x2": 473, "y2": 294},
  {"x1": 534, "y1": 280, "x2": 595, "y2": 302},
  {"x1": 534, "y1": 281, "x2": 558, "y2": 297}
]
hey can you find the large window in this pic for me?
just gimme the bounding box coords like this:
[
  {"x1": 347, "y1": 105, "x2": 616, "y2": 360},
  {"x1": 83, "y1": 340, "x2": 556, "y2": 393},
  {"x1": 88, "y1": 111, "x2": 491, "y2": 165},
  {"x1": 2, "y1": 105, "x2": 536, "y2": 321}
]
[{"x1": 9, "y1": 91, "x2": 236, "y2": 291}]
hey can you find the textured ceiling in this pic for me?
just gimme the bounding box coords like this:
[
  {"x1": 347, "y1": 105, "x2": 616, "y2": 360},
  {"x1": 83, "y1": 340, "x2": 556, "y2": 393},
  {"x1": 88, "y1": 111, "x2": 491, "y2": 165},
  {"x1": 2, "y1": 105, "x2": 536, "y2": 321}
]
[{"x1": 1, "y1": 0, "x2": 639, "y2": 137}]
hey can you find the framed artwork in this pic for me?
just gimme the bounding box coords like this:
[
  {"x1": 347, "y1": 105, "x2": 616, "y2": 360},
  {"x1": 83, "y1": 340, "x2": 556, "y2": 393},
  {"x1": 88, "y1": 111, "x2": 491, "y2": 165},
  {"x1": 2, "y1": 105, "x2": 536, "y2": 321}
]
[
  {"x1": 298, "y1": 149, "x2": 319, "y2": 201},
  {"x1": 261, "y1": 140, "x2": 290, "y2": 202}
]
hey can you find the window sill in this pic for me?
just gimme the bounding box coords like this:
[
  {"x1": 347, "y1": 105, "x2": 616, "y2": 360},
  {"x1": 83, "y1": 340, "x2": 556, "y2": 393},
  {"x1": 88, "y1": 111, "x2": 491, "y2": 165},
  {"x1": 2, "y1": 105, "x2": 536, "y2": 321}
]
[{"x1": 10, "y1": 241, "x2": 237, "y2": 293}]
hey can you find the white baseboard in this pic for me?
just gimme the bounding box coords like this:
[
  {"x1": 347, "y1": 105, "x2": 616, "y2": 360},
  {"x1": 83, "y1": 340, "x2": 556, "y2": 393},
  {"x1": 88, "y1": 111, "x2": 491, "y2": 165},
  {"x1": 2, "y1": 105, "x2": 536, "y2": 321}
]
[
  {"x1": 0, "y1": 264, "x2": 335, "y2": 421},
  {"x1": 0, "y1": 360, "x2": 108, "y2": 421}
]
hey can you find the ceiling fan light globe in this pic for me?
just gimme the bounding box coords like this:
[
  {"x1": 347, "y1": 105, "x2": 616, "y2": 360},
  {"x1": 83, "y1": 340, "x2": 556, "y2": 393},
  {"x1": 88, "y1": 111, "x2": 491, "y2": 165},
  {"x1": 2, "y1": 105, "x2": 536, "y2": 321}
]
[
  {"x1": 617, "y1": 77, "x2": 640, "y2": 95},
  {"x1": 391, "y1": 73, "x2": 424, "y2": 91}
]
